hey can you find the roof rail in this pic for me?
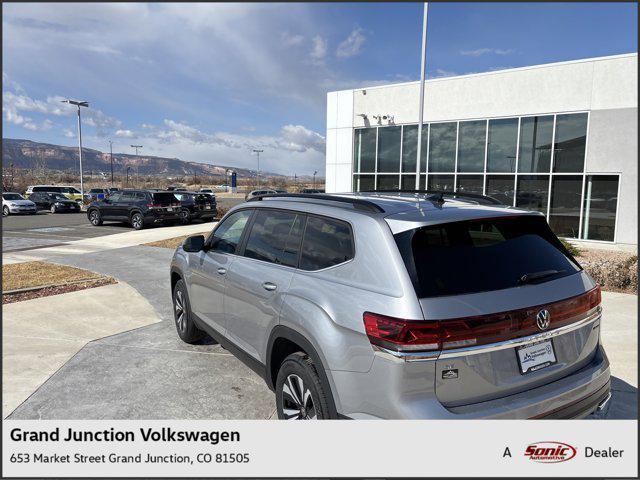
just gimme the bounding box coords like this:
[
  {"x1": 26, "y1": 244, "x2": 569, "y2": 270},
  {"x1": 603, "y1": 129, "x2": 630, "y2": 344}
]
[
  {"x1": 367, "y1": 190, "x2": 503, "y2": 206},
  {"x1": 246, "y1": 193, "x2": 385, "y2": 213}
]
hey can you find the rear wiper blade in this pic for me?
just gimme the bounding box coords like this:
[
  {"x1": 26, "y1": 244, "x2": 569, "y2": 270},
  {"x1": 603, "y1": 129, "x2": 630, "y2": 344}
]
[{"x1": 518, "y1": 269, "x2": 565, "y2": 285}]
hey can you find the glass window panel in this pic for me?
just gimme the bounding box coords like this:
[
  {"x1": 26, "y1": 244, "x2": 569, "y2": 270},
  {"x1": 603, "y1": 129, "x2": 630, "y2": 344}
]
[
  {"x1": 401, "y1": 125, "x2": 417, "y2": 173},
  {"x1": 456, "y1": 175, "x2": 484, "y2": 195},
  {"x1": 549, "y1": 176, "x2": 583, "y2": 238},
  {"x1": 401, "y1": 175, "x2": 418, "y2": 190},
  {"x1": 244, "y1": 210, "x2": 303, "y2": 267},
  {"x1": 353, "y1": 175, "x2": 375, "y2": 192},
  {"x1": 487, "y1": 118, "x2": 518, "y2": 172},
  {"x1": 486, "y1": 175, "x2": 515, "y2": 206},
  {"x1": 420, "y1": 174, "x2": 427, "y2": 190},
  {"x1": 518, "y1": 115, "x2": 553, "y2": 173},
  {"x1": 377, "y1": 126, "x2": 401, "y2": 172},
  {"x1": 428, "y1": 122, "x2": 456, "y2": 172},
  {"x1": 516, "y1": 175, "x2": 550, "y2": 214},
  {"x1": 553, "y1": 113, "x2": 588, "y2": 173},
  {"x1": 582, "y1": 175, "x2": 619, "y2": 242},
  {"x1": 354, "y1": 128, "x2": 376, "y2": 173},
  {"x1": 427, "y1": 174, "x2": 454, "y2": 191},
  {"x1": 300, "y1": 216, "x2": 354, "y2": 271},
  {"x1": 377, "y1": 175, "x2": 400, "y2": 191},
  {"x1": 457, "y1": 120, "x2": 486, "y2": 172}
]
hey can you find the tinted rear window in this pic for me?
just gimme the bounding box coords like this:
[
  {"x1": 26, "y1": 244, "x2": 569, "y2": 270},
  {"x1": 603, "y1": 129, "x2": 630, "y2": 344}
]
[
  {"x1": 394, "y1": 215, "x2": 581, "y2": 298},
  {"x1": 244, "y1": 210, "x2": 304, "y2": 267},
  {"x1": 300, "y1": 216, "x2": 354, "y2": 271},
  {"x1": 152, "y1": 192, "x2": 177, "y2": 205}
]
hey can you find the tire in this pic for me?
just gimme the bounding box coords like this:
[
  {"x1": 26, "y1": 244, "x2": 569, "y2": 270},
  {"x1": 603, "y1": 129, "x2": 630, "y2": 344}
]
[
  {"x1": 172, "y1": 279, "x2": 205, "y2": 344},
  {"x1": 3, "y1": 206, "x2": 9, "y2": 217},
  {"x1": 89, "y1": 209, "x2": 103, "y2": 226},
  {"x1": 130, "y1": 212, "x2": 144, "y2": 230},
  {"x1": 179, "y1": 209, "x2": 191, "y2": 225},
  {"x1": 50, "y1": 204, "x2": 56, "y2": 214},
  {"x1": 275, "y1": 352, "x2": 334, "y2": 420}
]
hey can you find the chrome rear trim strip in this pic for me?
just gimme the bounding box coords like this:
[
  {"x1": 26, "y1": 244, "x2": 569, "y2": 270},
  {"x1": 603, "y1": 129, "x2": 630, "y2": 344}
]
[
  {"x1": 439, "y1": 307, "x2": 601, "y2": 360},
  {"x1": 373, "y1": 307, "x2": 601, "y2": 362}
]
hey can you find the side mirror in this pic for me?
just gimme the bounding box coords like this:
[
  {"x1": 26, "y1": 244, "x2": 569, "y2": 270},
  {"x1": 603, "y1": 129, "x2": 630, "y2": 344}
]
[{"x1": 183, "y1": 234, "x2": 206, "y2": 253}]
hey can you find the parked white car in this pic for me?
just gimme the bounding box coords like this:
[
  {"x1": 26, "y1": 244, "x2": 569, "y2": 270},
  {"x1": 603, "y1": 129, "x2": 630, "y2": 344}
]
[{"x1": 3, "y1": 192, "x2": 37, "y2": 216}]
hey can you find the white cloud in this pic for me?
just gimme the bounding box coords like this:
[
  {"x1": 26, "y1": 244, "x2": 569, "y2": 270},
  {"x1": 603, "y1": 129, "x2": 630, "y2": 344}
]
[
  {"x1": 63, "y1": 128, "x2": 75, "y2": 138},
  {"x1": 3, "y1": 89, "x2": 122, "y2": 136},
  {"x1": 281, "y1": 32, "x2": 304, "y2": 47},
  {"x1": 432, "y1": 68, "x2": 459, "y2": 78},
  {"x1": 115, "y1": 129, "x2": 135, "y2": 138},
  {"x1": 336, "y1": 27, "x2": 366, "y2": 58},
  {"x1": 460, "y1": 48, "x2": 515, "y2": 57},
  {"x1": 310, "y1": 35, "x2": 327, "y2": 62}
]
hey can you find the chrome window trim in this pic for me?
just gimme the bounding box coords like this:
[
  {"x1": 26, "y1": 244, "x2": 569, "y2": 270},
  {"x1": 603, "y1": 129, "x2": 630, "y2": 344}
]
[{"x1": 373, "y1": 306, "x2": 601, "y2": 362}]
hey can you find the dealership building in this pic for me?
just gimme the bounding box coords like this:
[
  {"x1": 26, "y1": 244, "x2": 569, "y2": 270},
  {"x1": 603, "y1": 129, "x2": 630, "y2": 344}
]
[{"x1": 325, "y1": 53, "x2": 637, "y2": 249}]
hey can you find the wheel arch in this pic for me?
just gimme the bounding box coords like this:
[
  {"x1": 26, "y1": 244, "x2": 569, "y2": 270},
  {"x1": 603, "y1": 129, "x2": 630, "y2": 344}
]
[{"x1": 266, "y1": 325, "x2": 339, "y2": 417}]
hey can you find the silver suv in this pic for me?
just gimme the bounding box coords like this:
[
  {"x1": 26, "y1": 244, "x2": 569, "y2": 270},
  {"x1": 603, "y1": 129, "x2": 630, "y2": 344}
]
[{"x1": 170, "y1": 192, "x2": 611, "y2": 419}]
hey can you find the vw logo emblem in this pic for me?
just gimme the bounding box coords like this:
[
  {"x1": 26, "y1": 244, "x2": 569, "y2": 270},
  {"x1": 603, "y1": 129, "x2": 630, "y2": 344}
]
[{"x1": 536, "y1": 310, "x2": 551, "y2": 331}]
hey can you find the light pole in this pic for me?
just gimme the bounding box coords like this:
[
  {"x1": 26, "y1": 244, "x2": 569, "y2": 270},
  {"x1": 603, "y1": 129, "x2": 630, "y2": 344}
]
[
  {"x1": 415, "y1": 3, "x2": 429, "y2": 190},
  {"x1": 252, "y1": 149, "x2": 263, "y2": 188},
  {"x1": 130, "y1": 145, "x2": 142, "y2": 188},
  {"x1": 109, "y1": 140, "x2": 114, "y2": 187},
  {"x1": 62, "y1": 99, "x2": 89, "y2": 199},
  {"x1": 313, "y1": 170, "x2": 318, "y2": 190}
]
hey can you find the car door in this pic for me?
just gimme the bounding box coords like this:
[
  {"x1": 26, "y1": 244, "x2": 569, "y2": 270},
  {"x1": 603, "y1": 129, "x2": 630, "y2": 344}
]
[
  {"x1": 188, "y1": 209, "x2": 254, "y2": 335},
  {"x1": 100, "y1": 192, "x2": 121, "y2": 219},
  {"x1": 114, "y1": 191, "x2": 136, "y2": 219},
  {"x1": 224, "y1": 208, "x2": 305, "y2": 361}
]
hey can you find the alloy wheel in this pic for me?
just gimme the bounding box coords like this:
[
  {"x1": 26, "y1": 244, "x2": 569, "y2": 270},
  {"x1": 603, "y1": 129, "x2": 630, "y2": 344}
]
[
  {"x1": 281, "y1": 374, "x2": 317, "y2": 420},
  {"x1": 90, "y1": 211, "x2": 99, "y2": 225},
  {"x1": 174, "y1": 290, "x2": 186, "y2": 331},
  {"x1": 50, "y1": 205, "x2": 56, "y2": 214},
  {"x1": 132, "y1": 214, "x2": 143, "y2": 229},
  {"x1": 3, "y1": 206, "x2": 9, "y2": 217}
]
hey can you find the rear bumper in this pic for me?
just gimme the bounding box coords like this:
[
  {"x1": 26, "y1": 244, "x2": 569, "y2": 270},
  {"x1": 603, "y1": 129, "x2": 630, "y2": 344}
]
[{"x1": 332, "y1": 344, "x2": 610, "y2": 419}]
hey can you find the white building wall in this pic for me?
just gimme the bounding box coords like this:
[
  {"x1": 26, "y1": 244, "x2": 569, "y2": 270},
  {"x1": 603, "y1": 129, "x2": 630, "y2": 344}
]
[
  {"x1": 325, "y1": 53, "x2": 638, "y2": 246},
  {"x1": 326, "y1": 90, "x2": 354, "y2": 192}
]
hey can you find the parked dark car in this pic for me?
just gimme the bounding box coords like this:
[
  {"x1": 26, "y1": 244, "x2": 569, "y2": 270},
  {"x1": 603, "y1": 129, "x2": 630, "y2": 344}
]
[
  {"x1": 108, "y1": 187, "x2": 120, "y2": 194},
  {"x1": 86, "y1": 189, "x2": 181, "y2": 230},
  {"x1": 300, "y1": 188, "x2": 325, "y2": 194},
  {"x1": 173, "y1": 191, "x2": 217, "y2": 224},
  {"x1": 29, "y1": 192, "x2": 81, "y2": 213}
]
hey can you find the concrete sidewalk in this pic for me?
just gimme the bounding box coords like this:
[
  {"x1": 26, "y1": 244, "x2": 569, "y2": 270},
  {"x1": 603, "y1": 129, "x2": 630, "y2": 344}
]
[
  {"x1": 3, "y1": 223, "x2": 214, "y2": 265},
  {"x1": 2, "y1": 282, "x2": 160, "y2": 417}
]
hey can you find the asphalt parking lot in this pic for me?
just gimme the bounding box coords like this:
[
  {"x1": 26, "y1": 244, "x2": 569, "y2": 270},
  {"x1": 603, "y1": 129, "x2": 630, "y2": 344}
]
[{"x1": 2, "y1": 195, "x2": 244, "y2": 253}]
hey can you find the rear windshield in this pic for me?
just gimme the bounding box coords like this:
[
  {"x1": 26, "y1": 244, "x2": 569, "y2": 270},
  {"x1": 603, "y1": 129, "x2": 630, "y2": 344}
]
[
  {"x1": 152, "y1": 192, "x2": 177, "y2": 205},
  {"x1": 394, "y1": 215, "x2": 581, "y2": 298}
]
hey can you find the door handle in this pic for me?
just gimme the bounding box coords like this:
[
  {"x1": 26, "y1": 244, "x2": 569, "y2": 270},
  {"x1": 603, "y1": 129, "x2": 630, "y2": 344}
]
[
  {"x1": 262, "y1": 282, "x2": 277, "y2": 291},
  {"x1": 217, "y1": 267, "x2": 227, "y2": 275}
]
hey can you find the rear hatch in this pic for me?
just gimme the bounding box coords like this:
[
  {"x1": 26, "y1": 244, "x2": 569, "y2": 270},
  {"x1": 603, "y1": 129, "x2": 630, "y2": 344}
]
[
  {"x1": 391, "y1": 213, "x2": 601, "y2": 407},
  {"x1": 151, "y1": 192, "x2": 180, "y2": 216},
  {"x1": 193, "y1": 193, "x2": 215, "y2": 212}
]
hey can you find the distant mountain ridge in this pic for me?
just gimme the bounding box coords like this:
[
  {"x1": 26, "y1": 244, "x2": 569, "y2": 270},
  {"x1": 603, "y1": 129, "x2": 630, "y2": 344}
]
[{"x1": 2, "y1": 138, "x2": 283, "y2": 179}]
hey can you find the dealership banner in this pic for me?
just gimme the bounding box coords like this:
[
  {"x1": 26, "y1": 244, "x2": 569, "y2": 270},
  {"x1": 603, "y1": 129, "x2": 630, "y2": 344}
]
[{"x1": 2, "y1": 420, "x2": 637, "y2": 477}]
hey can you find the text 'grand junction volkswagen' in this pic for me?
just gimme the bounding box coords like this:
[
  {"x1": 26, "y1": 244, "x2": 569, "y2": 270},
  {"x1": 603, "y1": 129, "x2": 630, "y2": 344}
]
[{"x1": 169, "y1": 191, "x2": 610, "y2": 420}]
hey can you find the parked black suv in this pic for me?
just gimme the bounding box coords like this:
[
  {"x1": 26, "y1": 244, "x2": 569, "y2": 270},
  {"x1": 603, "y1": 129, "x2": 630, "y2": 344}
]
[
  {"x1": 87, "y1": 189, "x2": 181, "y2": 229},
  {"x1": 173, "y1": 191, "x2": 217, "y2": 224},
  {"x1": 29, "y1": 192, "x2": 81, "y2": 213}
]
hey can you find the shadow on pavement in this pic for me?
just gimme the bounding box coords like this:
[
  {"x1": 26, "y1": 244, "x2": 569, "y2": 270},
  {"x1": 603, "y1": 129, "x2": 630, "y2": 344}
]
[{"x1": 588, "y1": 376, "x2": 637, "y2": 420}]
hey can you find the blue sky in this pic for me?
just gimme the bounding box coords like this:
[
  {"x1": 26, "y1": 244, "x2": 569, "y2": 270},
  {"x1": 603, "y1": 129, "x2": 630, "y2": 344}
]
[{"x1": 3, "y1": 2, "x2": 637, "y2": 175}]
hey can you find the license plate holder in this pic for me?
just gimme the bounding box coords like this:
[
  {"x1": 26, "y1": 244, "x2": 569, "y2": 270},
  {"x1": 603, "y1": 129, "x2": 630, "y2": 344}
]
[{"x1": 516, "y1": 339, "x2": 557, "y2": 375}]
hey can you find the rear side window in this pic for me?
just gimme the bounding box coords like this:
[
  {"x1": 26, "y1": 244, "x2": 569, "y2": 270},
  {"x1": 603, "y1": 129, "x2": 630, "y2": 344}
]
[
  {"x1": 300, "y1": 216, "x2": 354, "y2": 271},
  {"x1": 244, "y1": 210, "x2": 304, "y2": 267},
  {"x1": 210, "y1": 209, "x2": 253, "y2": 254},
  {"x1": 394, "y1": 215, "x2": 581, "y2": 298}
]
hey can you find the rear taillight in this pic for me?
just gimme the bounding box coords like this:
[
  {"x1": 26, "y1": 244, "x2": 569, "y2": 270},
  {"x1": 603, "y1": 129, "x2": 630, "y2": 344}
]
[
  {"x1": 364, "y1": 286, "x2": 601, "y2": 353},
  {"x1": 363, "y1": 312, "x2": 440, "y2": 352}
]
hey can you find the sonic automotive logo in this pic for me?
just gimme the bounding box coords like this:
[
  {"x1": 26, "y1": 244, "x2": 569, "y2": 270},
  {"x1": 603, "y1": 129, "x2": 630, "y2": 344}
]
[{"x1": 524, "y1": 441, "x2": 577, "y2": 463}]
